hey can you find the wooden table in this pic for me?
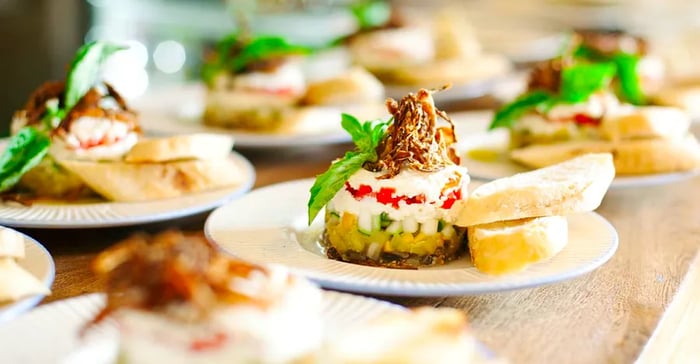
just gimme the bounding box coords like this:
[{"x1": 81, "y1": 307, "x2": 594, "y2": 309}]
[{"x1": 18, "y1": 111, "x2": 700, "y2": 364}]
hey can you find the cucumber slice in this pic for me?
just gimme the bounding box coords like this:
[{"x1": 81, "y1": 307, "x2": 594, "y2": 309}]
[
  {"x1": 380, "y1": 212, "x2": 392, "y2": 229},
  {"x1": 358, "y1": 213, "x2": 373, "y2": 235},
  {"x1": 403, "y1": 216, "x2": 418, "y2": 234},
  {"x1": 437, "y1": 219, "x2": 445, "y2": 232},
  {"x1": 386, "y1": 221, "x2": 403, "y2": 235},
  {"x1": 421, "y1": 219, "x2": 438, "y2": 235},
  {"x1": 371, "y1": 214, "x2": 382, "y2": 231}
]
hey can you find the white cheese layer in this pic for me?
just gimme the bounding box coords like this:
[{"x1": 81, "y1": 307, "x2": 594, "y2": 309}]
[
  {"x1": 49, "y1": 116, "x2": 138, "y2": 161},
  {"x1": 233, "y1": 61, "x2": 306, "y2": 97},
  {"x1": 327, "y1": 165, "x2": 469, "y2": 223},
  {"x1": 116, "y1": 266, "x2": 323, "y2": 364}
]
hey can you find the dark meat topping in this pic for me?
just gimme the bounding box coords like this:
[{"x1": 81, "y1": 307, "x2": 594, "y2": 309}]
[
  {"x1": 90, "y1": 231, "x2": 269, "y2": 326},
  {"x1": 15, "y1": 81, "x2": 66, "y2": 128},
  {"x1": 365, "y1": 87, "x2": 460, "y2": 178},
  {"x1": 527, "y1": 58, "x2": 566, "y2": 93}
]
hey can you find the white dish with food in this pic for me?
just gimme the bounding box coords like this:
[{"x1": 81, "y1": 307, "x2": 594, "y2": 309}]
[
  {"x1": 204, "y1": 178, "x2": 619, "y2": 297},
  {"x1": 0, "y1": 147, "x2": 255, "y2": 228},
  {"x1": 0, "y1": 226, "x2": 54, "y2": 323}
]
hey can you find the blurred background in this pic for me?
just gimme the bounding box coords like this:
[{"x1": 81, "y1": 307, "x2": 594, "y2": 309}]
[{"x1": 1, "y1": 0, "x2": 700, "y2": 135}]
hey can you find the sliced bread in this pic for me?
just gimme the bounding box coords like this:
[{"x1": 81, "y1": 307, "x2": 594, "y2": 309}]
[
  {"x1": 601, "y1": 106, "x2": 690, "y2": 141},
  {"x1": 0, "y1": 257, "x2": 50, "y2": 302},
  {"x1": 0, "y1": 228, "x2": 24, "y2": 259},
  {"x1": 124, "y1": 134, "x2": 234, "y2": 163}
]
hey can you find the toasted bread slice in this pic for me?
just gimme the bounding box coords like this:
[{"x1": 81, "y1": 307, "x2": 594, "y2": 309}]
[
  {"x1": 510, "y1": 135, "x2": 700, "y2": 175},
  {"x1": 381, "y1": 54, "x2": 511, "y2": 87},
  {"x1": 468, "y1": 216, "x2": 568, "y2": 275},
  {"x1": 457, "y1": 153, "x2": 614, "y2": 226},
  {"x1": 302, "y1": 67, "x2": 384, "y2": 106},
  {"x1": 56, "y1": 158, "x2": 244, "y2": 202},
  {"x1": 601, "y1": 106, "x2": 690, "y2": 141},
  {"x1": 0, "y1": 228, "x2": 25, "y2": 259},
  {"x1": 652, "y1": 84, "x2": 700, "y2": 118},
  {"x1": 0, "y1": 257, "x2": 50, "y2": 302},
  {"x1": 124, "y1": 134, "x2": 234, "y2": 163}
]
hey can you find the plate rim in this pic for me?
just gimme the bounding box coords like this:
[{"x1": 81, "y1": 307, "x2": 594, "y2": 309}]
[
  {"x1": 0, "y1": 151, "x2": 256, "y2": 229},
  {"x1": 204, "y1": 178, "x2": 620, "y2": 297},
  {"x1": 0, "y1": 228, "x2": 55, "y2": 323}
]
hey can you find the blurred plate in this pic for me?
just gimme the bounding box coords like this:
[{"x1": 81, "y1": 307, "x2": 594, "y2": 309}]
[
  {"x1": 0, "y1": 152, "x2": 255, "y2": 229},
  {"x1": 0, "y1": 291, "x2": 492, "y2": 363},
  {"x1": 135, "y1": 84, "x2": 363, "y2": 148},
  {"x1": 0, "y1": 227, "x2": 54, "y2": 323},
  {"x1": 205, "y1": 178, "x2": 618, "y2": 297}
]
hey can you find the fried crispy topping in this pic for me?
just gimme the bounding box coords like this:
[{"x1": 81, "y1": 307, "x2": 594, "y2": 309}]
[
  {"x1": 90, "y1": 231, "x2": 268, "y2": 325},
  {"x1": 16, "y1": 81, "x2": 66, "y2": 128},
  {"x1": 365, "y1": 87, "x2": 460, "y2": 178},
  {"x1": 527, "y1": 58, "x2": 566, "y2": 93},
  {"x1": 57, "y1": 83, "x2": 139, "y2": 134}
]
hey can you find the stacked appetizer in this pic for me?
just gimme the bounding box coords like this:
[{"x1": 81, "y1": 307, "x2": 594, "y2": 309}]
[
  {"x1": 345, "y1": 7, "x2": 511, "y2": 89},
  {"x1": 89, "y1": 230, "x2": 500, "y2": 364},
  {"x1": 201, "y1": 33, "x2": 385, "y2": 132},
  {"x1": 490, "y1": 30, "x2": 700, "y2": 174},
  {"x1": 308, "y1": 88, "x2": 470, "y2": 268},
  {"x1": 1, "y1": 41, "x2": 244, "y2": 203},
  {"x1": 0, "y1": 228, "x2": 50, "y2": 303},
  {"x1": 309, "y1": 88, "x2": 615, "y2": 275}
]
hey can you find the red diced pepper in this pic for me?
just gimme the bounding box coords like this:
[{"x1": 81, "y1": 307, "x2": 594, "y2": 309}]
[
  {"x1": 190, "y1": 332, "x2": 227, "y2": 352},
  {"x1": 573, "y1": 114, "x2": 601, "y2": 126}
]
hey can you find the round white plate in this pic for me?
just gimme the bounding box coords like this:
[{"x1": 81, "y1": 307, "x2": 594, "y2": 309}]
[
  {"x1": 205, "y1": 179, "x2": 619, "y2": 297},
  {"x1": 0, "y1": 152, "x2": 255, "y2": 229},
  {"x1": 0, "y1": 292, "x2": 399, "y2": 363},
  {"x1": 456, "y1": 128, "x2": 700, "y2": 188},
  {"x1": 0, "y1": 227, "x2": 54, "y2": 323},
  {"x1": 134, "y1": 84, "x2": 355, "y2": 148}
]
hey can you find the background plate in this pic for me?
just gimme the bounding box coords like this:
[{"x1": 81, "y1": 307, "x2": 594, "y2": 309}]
[
  {"x1": 0, "y1": 227, "x2": 54, "y2": 323},
  {"x1": 0, "y1": 152, "x2": 255, "y2": 228},
  {"x1": 205, "y1": 179, "x2": 619, "y2": 297}
]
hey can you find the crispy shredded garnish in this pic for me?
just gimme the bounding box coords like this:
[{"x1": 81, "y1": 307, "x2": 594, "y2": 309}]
[
  {"x1": 365, "y1": 87, "x2": 460, "y2": 178},
  {"x1": 88, "y1": 230, "x2": 268, "y2": 328},
  {"x1": 16, "y1": 81, "x2": 66, "y2": 128},
  {"x1": 56, "y1": 83, "x2": 139, "y2": 134}
]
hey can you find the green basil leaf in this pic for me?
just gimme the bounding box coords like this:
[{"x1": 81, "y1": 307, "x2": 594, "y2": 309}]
[
  {"x1": 227, "y1": 35, "x2": 310, "y2": 73},
  {"x1": 351, "y1": 0, "x2": 391, "y2": 29},
  {"x1": 0, "y1": 127, "x2": 50, "y2": 193},
  {"x1": 308, "y1": 151, "x2": 370, "y2": 224},
  {"x1": 560, "y1": 62, "x2": 616, "y2": 103},
  {"x1": 64, "y1": 41, "x2": 126, "y2": 112},
  {"x1": 613, "y1": 53, "x2": 646, "y2": 105},
  {"x1": 489, "y1": 91, "x2": 556, "y2": 130},
  {"x1": 341, "y1": 113, "x2": 367, "y2": 149}
]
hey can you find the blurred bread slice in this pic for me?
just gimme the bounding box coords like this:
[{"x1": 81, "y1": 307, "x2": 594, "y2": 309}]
[
  {"x1": 601, "y1": 106, "x2": 690, "y2": 141},
  {"x1": 302, "y1": 67, "x2": 384, "y2": 106},
  {"x1": 125, "y1": 134, "x2": 234, "y2": 163},
  {"x1": 510, "y1": 135, "x2": 700, "y2": 175},
  {"x1": 0, "y1": 257, "x2": 50, "y2": 302},
  {"x1": 0, "y1": 228, "x2": 25, "y2": 259},
  {"x1": 652, "y1": 84, "x2": 700, "y2": 118},
  {"x1": 324, "y1": 307, "x2": 483, "y2": 364},
  {"x1": 457, "y1": 153, "x2": 614, "y2": 226},
  {"x1": 383, "y1": 54, "x2": 511, "y2": 87},
  {"x1": 468, "y1": 216, "x2": 568, "y2": 275},
  {"x1": 57, "y1": 158, "x2": 244, "y2": 202}
]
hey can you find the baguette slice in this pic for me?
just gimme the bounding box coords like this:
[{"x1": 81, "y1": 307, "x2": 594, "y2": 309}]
[
  {"x1": 457, "y1": 153, "x2": 614, "y2": 226},
  {"x1": 0, "y1": 228, "x2": 25, "y2": 259},
  {"x1": 56, "y1": 158, "x2": 244, "y2": 202},
  {"x1": 0, "y1": 257, "x2": 50, "y2": 302},
  {"x1": 652, "y1": 84, "x2": 700, "y2": 118},
  {"x1": 510, "y1": 135, "x2": 700, "y2": 175},
  {"x1": 302, "y1": 67, "x2": 384, "y2": 106},
  {"x1": 468, "y1": 216, "x2": 568, "y2": 275},
  {"x1": 601, "y1": 106, "x2": 690, "y2": 141},
  {"x1": 124, "y1": 134, "x2": 234, "y2": 163}
]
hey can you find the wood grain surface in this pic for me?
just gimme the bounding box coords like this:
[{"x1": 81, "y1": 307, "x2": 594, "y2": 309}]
[{"x1": 16, "y1": 112, "x2": 700, "y2": 364}]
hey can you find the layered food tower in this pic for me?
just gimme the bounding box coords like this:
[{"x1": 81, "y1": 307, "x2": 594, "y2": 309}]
[
  {"x1": 1, "y1": 41, "x2": 244, "y2": 203},
  {"x1": 0, "y1": 228, "x2": 50, "y2": 303},
  {"x1": 88, "y1": 231, "x2": 501, "y2": 364},
  {"x1": 312, "y1": 89, "x2": 470, "y2": 269},
  {"x1": 201, "y1": 33, "x2": 385, "y2": 132},
  {"x1": 90, "y1": 231, "x2": 324, "y2": 364},
  {"x1": 490, "y1": 30, "x2": 700, "y2": 175}
]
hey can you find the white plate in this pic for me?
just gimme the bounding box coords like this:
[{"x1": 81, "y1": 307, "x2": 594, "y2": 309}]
[
  {"x1": 204, "y1": 179, "x2": 619, "y2": 297},
  {"x1": 0, "y1": 152, "x2": 255, "y2": 229},
  {"x1": 0, "y1": 292, "x2": 401, "y2": 363},
  {"x1": 0, "y1": 227, "x2": 54, "y2": 323},
  {"x1": 134, "y1": 84, "x2": 355, "y2": 148}
]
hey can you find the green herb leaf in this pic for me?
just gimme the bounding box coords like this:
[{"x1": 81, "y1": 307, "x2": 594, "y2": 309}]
[
  {"x1": 64, "y1": 41, "x2": 127, "y2": 112},
  {"x1": 613, "y1": 53, "x2": 645, "y2": 105},
  {"x1": 0, "y1": 127, "x2": 50, "y2": 193},
  {"x1": 560, "y1": 62, "x2": 616, "y2": 103},
  {"x1": 307, "y1": 115, "x2": 391, "y2": 224},
  {"x1": 351, "y1": 0, "x2": 391, "y2": 29},
  {"x1": 489, "y1": 91, "x2": 556, "y2": 130}
]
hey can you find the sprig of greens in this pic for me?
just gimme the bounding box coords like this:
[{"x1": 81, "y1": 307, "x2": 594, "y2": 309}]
[
  {"x1": 0, "y1": 127, "x2": 50, "y2": 193},
  {"x1": 307, "y1": 114, "x2": 391, "y2": 224},
  {"x1": 489, "y1": 91, "x2": 557, "y2": 130},
  {"x1": 64, "y1": 41, "x2": 127, "y2": 112},
  {"x1": 612, "y1": 53, "x2": 645, "y2": 105},
  {"x1": 203, "y1": 34, "x2": 310, "y2": 84},
  {"x1": 559, "y1": 62, "x2": 616, "y2": 103}
]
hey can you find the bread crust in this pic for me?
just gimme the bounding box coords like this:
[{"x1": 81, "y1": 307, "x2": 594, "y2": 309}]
[
  {"x1": 457, "y1": 153, "x2": 615, "y2": 226},
  {"x1": 124, "y1": 134, "x2": 234, "y2": 163},
  {"x1": 468, "y1": 216, "x2": 568, "y2": 275}
]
